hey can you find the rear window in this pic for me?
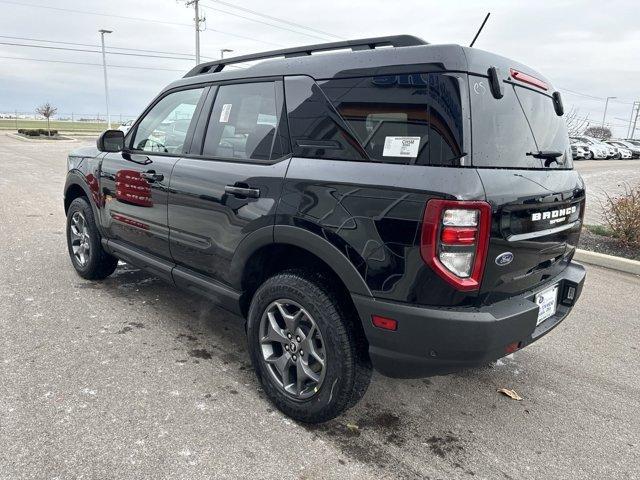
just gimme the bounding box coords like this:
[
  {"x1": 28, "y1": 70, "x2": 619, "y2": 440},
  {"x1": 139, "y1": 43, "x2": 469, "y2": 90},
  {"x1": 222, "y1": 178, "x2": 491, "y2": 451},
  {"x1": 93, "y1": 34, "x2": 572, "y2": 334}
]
[
  {"x1": 285, "y1": 73, "x2": 465, "y2": 165},
  {"x1": 470, "y1": 76, "x2": 572, "y2": 169}
]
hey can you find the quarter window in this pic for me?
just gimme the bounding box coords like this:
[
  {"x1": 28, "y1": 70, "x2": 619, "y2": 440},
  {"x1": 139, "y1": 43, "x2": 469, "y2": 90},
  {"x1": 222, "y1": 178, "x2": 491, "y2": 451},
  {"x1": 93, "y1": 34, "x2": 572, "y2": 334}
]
[
  {"x1": 132, "y1": 88, "x2": 204, "y2": 154},
  {"x1": 285, "y1": 73, "x2": 465, "y2": 165},
  {"x1": 203, "y1": 82, "x2": 281, "y2": 161}
]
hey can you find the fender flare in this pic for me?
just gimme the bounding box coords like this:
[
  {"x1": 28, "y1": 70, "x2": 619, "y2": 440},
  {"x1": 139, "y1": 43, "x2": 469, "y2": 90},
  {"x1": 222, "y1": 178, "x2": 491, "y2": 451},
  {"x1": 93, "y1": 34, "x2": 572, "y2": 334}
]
[
  {"x1": 228, "y1": 225, "x2": 372, "y2": 297},
  {"x1": 64, "y1": 171, "x2": 106, "y2": 236}
]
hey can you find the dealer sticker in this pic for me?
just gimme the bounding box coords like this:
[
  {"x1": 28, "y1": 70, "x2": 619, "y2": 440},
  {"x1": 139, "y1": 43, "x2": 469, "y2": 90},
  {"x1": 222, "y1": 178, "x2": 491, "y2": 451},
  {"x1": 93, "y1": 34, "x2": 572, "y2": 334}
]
[
  {"x1": 219, "y1": 103, "x2": 232, "y2": 123},
  {"x1": 383, "y1": 136, "x2": 421, "y2": 158}
]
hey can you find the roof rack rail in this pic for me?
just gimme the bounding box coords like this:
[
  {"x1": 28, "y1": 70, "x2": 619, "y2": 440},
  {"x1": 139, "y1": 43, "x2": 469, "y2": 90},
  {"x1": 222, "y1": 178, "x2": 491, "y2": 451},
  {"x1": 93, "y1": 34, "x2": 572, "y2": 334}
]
[{"x1": 183, "y1": 34, "x2": 427, "y2": 78}]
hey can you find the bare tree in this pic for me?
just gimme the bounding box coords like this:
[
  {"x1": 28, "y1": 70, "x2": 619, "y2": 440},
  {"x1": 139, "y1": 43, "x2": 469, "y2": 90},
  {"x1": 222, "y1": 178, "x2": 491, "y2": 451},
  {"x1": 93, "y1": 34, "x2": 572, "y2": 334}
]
[
  {"x1": 584, "y1": 125, "x2": 612, "y2": 140},
  {"x1": 564, "y1": 107, "x2": 590, "y2": 137},
  {"x1": 35, "y1": 102, "x2": 58, "y2": 136}
]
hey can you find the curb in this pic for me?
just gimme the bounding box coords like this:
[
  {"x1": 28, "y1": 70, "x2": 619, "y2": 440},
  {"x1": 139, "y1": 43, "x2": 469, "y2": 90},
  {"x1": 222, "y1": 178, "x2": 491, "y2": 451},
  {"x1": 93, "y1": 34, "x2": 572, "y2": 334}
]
[
  {"x1": 574, "y1": 249, "x2": 640, "y2": 276},
  {"x1": 5, "y1": 132, "x2": 78, "y2": 143}
]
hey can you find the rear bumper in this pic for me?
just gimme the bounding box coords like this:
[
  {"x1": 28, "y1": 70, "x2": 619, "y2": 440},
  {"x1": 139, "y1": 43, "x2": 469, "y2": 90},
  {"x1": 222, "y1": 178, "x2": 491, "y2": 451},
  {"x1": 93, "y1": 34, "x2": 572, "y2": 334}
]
[{"x1": 352, "y1": 262, "x2": 586, "y2": 378}]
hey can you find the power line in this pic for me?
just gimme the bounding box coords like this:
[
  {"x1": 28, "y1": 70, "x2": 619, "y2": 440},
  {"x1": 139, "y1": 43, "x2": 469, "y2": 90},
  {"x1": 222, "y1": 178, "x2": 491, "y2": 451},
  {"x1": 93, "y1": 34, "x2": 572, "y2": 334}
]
[
  {"x1": 0, "y1": 55, "x2": 186, "y2": 72},
  {"x1": 0, "y1": 34, "x2": 196, "y2": 58},
  {"x1": 0, "y1": 0, "x2": 283, "y2": 47},
  {"x1": 200, "y1": 2, "x2": 335, "y2": 42},
  {"x1": 0, "y1": 0, "x2": 192, "y2": 27},
  {"x1": 560, "y1": 87, "x2": 634, "y2": 105},
  {"x1": 0, "y1": 41, "x2": 199, "y2": 61},
  {"x1": 559, "y1": 88, "x2": 604, "y2": 101},
  {"x1": 208, "y1": 0, "x2": 343, "y2": 39}
]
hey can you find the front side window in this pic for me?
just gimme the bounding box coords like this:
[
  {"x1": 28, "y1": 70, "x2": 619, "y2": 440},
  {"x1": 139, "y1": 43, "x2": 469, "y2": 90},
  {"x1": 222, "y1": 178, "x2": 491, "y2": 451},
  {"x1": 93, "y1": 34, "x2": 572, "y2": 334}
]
[
  {"x1": 203, "y1": 82, "x2": 281, "y2": 161},
  {"x1": 132, "y1": 88, "x2": 204, "y2": 154}
]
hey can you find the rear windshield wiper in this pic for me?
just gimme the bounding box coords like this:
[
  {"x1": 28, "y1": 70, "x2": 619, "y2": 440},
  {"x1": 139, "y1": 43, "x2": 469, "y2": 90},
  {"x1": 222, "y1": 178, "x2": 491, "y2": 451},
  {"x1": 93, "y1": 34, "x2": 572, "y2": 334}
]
[{"x1": 526, "y1": 150, "x2": 563, "y2": 167}]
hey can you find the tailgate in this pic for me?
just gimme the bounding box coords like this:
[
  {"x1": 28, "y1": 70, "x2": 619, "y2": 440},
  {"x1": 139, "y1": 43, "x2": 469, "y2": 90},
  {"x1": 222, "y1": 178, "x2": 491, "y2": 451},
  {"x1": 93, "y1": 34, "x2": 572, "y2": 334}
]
[{"x1": 477, "y1": 168, "x2": 585, "y2": 303}]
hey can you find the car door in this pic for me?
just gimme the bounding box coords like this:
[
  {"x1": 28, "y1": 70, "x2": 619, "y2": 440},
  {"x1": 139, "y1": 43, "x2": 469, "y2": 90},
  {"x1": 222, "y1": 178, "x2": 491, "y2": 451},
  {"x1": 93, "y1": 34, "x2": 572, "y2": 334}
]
[
  {"x1": 168, "y1": 79, "x2": 290, "y2": 289},
  {"x1": 100, "y1": 86, "x2": 207, "y2": 265}
]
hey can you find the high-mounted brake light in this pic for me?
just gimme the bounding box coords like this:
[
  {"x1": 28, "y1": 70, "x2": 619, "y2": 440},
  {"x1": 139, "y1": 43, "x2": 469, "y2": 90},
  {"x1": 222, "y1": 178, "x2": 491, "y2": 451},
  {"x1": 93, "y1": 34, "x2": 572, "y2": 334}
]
[
  {"x1": 420, "y1": 199, "x2": 492, "y2": 291},
  {"x1": 509, "y1": 68, "x2": 548, "y2": 91}
]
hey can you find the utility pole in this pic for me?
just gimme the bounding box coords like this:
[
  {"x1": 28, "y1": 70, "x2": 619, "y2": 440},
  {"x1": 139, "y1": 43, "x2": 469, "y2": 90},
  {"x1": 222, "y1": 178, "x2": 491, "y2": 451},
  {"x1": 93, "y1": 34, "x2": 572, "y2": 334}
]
[
  {"x1": 631, "y1": 102, "x2": 640, "y2": 140},
  {"x1": 627, "y1": 102, "x2": 639, "y2": 139},
  {"x1": 601, "y1": 96, "x2": 616, "y2": 137},
  {"x1": 99, "y1": 29, "x2": 113, "y2": 129},
  {"x1": 185, "y1": 0, "x2": 205, "y2": 64}
]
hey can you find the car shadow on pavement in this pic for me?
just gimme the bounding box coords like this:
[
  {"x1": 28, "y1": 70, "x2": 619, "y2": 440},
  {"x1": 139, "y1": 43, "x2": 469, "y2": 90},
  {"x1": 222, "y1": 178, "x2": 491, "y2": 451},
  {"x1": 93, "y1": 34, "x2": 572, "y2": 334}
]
[{"x1": 86, "y1": 262, "x2": 541, "y2": 480}]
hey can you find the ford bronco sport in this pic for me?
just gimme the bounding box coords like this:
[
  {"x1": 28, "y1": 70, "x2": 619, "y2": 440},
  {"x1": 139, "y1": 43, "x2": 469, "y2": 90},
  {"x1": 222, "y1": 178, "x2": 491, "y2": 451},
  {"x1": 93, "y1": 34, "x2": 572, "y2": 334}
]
[{"x1": 64, "y1": 35, "x2": 586, "y2": 423}]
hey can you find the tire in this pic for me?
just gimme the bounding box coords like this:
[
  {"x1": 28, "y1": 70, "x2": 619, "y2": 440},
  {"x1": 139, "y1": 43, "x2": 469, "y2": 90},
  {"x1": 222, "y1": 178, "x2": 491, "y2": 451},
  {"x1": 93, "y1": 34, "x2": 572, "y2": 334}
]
[
  {"x1": 585, "y1": 151, "x2": 593, "y2": 160},
  {"x1": 66, "y1": 197, "x2": 118, "y2": 280},
  {"x1": 614, "y1": 153, "x2": 622, "y2": 159},
  {"x1": 246, "y1": 270, "x2": 372, "y2": 423}
]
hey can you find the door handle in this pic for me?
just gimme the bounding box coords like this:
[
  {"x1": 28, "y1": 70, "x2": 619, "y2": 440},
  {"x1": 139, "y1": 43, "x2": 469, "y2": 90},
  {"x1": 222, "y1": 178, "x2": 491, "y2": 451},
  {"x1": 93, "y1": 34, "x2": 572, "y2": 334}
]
[
  {"x1": 225, "y1": 185, "x2": 260, "y2": 198},
  {"x1": 140, "y1": 170, "x2": 164, "y2": 182}
]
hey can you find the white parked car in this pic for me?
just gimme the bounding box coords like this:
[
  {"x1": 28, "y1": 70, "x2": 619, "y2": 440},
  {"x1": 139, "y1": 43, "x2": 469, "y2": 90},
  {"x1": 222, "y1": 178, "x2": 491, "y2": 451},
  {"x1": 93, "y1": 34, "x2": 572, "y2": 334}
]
[
  {"x1": 571, "y1": 136, "x2": 608, "y2": 159},
  {"x1": 570, "y1": 142, "x2": 589, "y2": 160},
  {"x1": 608, "y1": 140, "x2": 640, "y2": 158},
  {"x1": 118, "y1": 119, "x2": 134, "y2": 134},
  {"x1": 605, "y1": 141, "x2": 632, "y2": 159}
]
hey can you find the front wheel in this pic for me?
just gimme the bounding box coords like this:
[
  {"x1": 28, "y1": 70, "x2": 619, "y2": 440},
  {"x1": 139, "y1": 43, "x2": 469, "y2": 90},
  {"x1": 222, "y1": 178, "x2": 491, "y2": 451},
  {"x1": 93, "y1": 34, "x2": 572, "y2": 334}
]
[
  {"x1": 66, "y1": 197, "x2": 118, "y2": 280},
  {"x1": 585, "y1": 151, "x2": 593, "y2": 160},
  {"x1": 246, "y1": 270, "x2": 372, "y2": 423}
]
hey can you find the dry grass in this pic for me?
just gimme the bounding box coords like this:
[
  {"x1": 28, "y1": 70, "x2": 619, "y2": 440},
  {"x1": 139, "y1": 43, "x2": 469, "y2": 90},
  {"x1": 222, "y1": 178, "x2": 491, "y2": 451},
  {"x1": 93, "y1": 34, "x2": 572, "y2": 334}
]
[{"x1": 602, "y1": 184, "x2": 640, "y2": 248}]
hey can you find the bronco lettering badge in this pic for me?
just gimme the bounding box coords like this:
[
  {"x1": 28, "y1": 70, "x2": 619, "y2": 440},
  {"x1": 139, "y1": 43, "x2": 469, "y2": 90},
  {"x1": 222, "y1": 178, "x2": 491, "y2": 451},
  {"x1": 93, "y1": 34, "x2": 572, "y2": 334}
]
[{"x1": 532, "y1": 205, "x2": 577, "y2": 225}]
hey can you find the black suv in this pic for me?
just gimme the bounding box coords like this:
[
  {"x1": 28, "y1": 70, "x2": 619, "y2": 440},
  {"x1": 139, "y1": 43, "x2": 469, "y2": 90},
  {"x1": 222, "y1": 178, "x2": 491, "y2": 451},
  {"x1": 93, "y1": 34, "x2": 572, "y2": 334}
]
[{"x1": 64, "y1": 35, "x2": 586, "y2": 423}]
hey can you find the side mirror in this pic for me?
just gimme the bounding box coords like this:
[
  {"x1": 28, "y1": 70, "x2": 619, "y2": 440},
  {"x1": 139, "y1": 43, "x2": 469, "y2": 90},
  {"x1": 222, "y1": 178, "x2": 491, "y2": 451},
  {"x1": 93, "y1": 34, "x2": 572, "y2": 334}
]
[{"x1": 97, "y1": 129, "x2": 125, "y2": 152}]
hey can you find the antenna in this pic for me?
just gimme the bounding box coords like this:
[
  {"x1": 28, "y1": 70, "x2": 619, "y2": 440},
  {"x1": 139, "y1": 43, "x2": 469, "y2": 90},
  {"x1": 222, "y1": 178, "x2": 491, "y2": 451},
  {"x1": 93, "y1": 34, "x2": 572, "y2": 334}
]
[{"x1": 469, "y1": 12, "x2": 491, "y2": 48}]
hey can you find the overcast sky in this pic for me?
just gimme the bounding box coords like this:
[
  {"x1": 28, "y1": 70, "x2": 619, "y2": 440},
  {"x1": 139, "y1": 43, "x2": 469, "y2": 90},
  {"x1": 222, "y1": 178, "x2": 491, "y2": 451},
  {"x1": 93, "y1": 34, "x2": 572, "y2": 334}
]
[{"x1": 1, "y1": 0, "x2": 639, "y2": 137}]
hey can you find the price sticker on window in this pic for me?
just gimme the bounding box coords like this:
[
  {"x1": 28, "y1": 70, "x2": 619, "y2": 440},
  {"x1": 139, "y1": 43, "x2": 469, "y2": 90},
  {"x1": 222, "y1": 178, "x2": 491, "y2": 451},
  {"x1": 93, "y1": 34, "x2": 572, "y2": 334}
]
[
  {"x1": 219, "y1": 104, "x2": 232, "y2": 123},
  {"x1": 383, "y1": 136, "x2": 421, "y2": 158}
]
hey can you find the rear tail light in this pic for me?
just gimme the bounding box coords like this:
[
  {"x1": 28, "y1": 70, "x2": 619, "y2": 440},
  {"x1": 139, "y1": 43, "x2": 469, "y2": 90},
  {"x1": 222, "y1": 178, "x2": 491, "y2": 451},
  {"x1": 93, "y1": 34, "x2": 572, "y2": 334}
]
[{"x1": 420, "y1": 199, "x2": 492, "y2": 291}]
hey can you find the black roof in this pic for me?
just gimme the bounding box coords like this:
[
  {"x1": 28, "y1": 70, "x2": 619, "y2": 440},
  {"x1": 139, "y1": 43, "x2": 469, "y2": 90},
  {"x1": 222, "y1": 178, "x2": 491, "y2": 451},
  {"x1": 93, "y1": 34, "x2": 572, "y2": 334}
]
[{"x1": 164, "y1": 34, "x2": 554, "y2": 94}]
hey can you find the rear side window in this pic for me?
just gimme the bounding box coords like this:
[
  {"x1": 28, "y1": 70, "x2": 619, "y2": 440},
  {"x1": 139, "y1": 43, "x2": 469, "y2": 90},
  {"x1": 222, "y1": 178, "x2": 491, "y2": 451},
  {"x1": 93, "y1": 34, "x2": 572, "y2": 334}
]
[
  {"x1": 285, "y1": 73, "x2": 465, "y2": 165},
  {"x1": 203, "y1": 82, "x2": 281, "y2": 161},
  {"x1": 284, "y1": 76, "x2": 367, "y2": 162},
  {"x1": 470, "y1": 76, "x2": 571, "y2": 169}
]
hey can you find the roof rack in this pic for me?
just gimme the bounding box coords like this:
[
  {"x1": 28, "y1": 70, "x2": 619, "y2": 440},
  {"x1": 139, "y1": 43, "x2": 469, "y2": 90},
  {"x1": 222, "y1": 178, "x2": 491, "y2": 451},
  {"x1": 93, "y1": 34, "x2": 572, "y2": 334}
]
[{"x1": 183, "y1": 35, "x2": 427, "y2": 78}]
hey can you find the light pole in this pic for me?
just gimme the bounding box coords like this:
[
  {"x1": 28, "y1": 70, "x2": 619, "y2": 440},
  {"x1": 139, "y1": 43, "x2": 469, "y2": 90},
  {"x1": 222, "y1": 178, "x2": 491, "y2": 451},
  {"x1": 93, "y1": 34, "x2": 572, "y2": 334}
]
[
  {"x1": 220, "y1": 48, "x2": 233, "y2": 59},
  {"x1": 601, "y1": 96, "x2": 616, "y2": 137},
  {"x1": 99, "y1": 29, "x2": 113, "y2": 129}
]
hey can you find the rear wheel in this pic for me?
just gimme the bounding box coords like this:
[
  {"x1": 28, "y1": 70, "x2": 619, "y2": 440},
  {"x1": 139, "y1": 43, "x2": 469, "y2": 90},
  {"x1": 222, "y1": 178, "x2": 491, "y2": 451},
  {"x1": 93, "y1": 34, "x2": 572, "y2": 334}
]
[
  {"x1": 585, "y1": 151, "x2": 593, "y2": 160},
  {"x1": 66, "y1": 197, "x2": 118, "y2": 280},
  {"x1": 246, "y1": 270, "x2": 372, "y2": 423}
]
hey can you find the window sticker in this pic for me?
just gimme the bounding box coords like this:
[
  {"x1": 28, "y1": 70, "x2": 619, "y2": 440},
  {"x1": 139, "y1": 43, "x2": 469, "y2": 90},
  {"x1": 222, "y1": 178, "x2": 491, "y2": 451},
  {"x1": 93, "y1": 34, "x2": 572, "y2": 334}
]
[
  {"x1": 219, "y1": 103, "x2": 232, "y2": 123},
  {"x1": 383, "y1": 136, "x2": 421, "y2": 157}
]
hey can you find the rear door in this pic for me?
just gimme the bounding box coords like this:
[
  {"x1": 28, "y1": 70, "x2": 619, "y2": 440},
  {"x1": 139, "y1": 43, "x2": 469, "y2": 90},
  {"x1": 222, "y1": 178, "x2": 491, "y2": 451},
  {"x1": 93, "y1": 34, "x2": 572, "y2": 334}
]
[
  {"x1": 100, "y1": 87, "x2": 207, "y2": 263},
  {"x1": 469, "y1": 76, "x2": 585, "y2": 302},
  {"x1": 167, "y1": 79, "x2": 290, "y2": 288}
]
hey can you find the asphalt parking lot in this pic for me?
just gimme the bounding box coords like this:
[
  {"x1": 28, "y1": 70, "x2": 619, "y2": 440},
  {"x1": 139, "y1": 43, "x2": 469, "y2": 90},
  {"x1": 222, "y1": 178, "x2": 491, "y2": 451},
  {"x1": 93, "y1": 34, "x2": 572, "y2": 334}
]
[
  {"x1": 574, "y1": 159, "x2": 640, "y2": 225},
  {"x1": 1, "y1": 134, "x2": 639, "y2": 480}
]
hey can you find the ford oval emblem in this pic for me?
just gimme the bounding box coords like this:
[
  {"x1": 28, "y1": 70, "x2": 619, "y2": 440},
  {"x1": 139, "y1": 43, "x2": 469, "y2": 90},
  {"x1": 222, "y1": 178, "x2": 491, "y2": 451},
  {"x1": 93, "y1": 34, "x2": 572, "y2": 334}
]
[{"x1": 495, "y1": 252, "x2": 514, "y2": 266}]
